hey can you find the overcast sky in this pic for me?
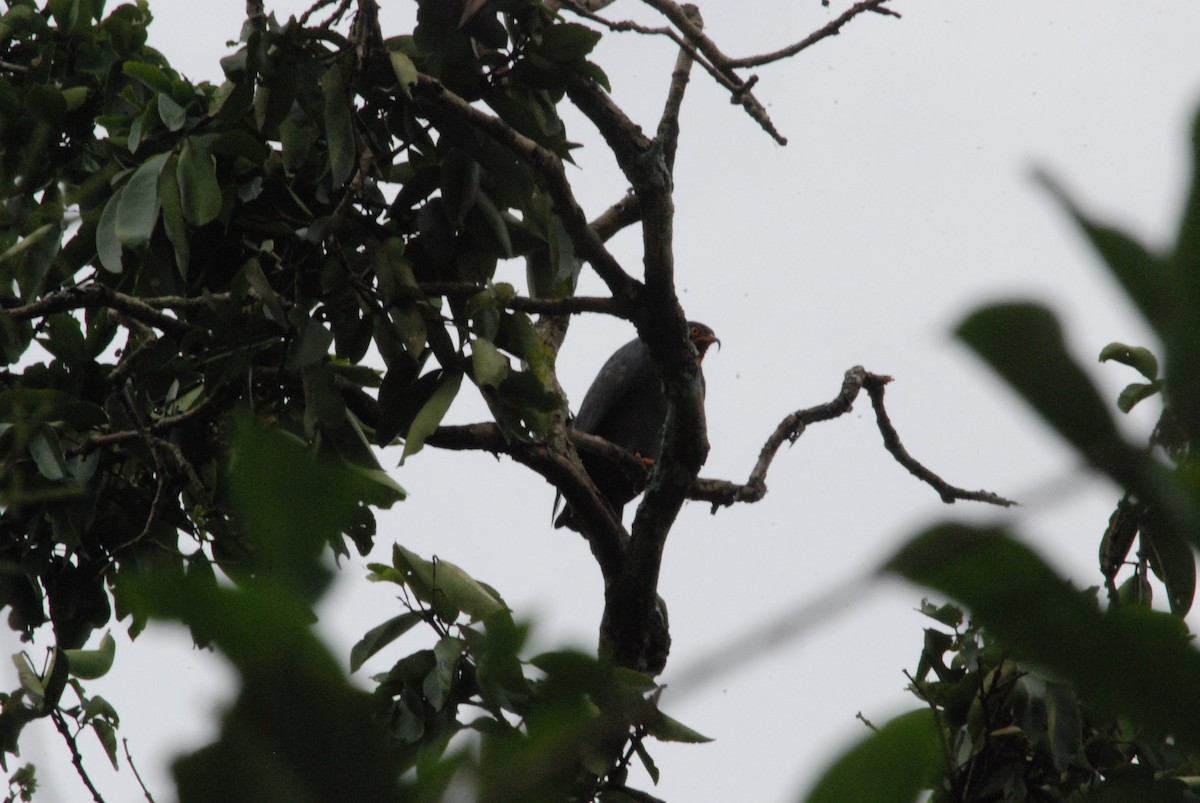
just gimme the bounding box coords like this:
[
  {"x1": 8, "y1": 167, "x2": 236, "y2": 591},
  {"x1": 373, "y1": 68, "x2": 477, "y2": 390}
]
[{"x1": 9, "y1": 2, "x2": 1200, "y2": 801}]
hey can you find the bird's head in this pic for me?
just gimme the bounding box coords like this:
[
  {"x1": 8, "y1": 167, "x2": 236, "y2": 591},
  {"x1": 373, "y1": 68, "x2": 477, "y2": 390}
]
[{"x1": 687, "y1": 322, "x2": 720, "y2": 362}]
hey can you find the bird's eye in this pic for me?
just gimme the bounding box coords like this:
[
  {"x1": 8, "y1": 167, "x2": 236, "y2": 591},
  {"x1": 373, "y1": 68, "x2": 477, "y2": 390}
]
[{"x1": 690, "y1": 326, "x2": 698, "y2": 337}]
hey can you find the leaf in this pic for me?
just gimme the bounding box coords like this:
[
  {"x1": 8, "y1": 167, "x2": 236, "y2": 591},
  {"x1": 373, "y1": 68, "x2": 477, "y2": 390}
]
[
  {"x1": 1036, "y1": 170, "x2": 1171, "y2": 334},
  {"x1": 471, "y1": 339, "x2": 510, "y2": 388},
  {"x1": 28, "y1": 425, "x2": 68, "y2": 481},
  {"x1": 157, "y1": 153, "x2": 189, "y2": 277},
  {"x1": 401, "y1": 370, "x2": 462, "y2": 461},
  {"x1": 803, "y1": 709, "x2": 940, "y2": 803},
  {"x1": 1142, "y1": 519, "x2": 1196, "y2": 615},
  {"x1": 391, "y1": 544, "x2": 507, "y2": 622},
  {"x1": 12, "y1": 654, "x2": 44, "y2": 703},
  {"x1": 956, "y1": 303, "x2": 1148, "y2": 492},
  {"x1": 321, "y1": 64, "x2": 356, "y2": 189},
  {"x1": 1044, "y1": 681, "x2": 1083, "y2": 774},
  {"x1": 634, "y1": 740, "x2": 660, "y2": 785},
  {"x1": 178, "y1": 138, "x2": 221, "y2": 226},
  {"x1": 96, "y1": 185, "x2": 124, "y2": 272},
  {"x1": 157, "y1": 92, "x2": 186, "y2": 131},
  {"x1": 114, "y1": 153, "x2": 167, "y2": 247},
  {"x1": 388, "y1": 49, "x2": 418, "y2": 99},
  {"x1": 1099, "y1": 342, "x2": 1159, "y2": 380},
  {"x1": 885, "y1": 523, "x2": 1200, "y2": 746},
  {"x1": 644, "y1": 711, "x2": 712, "y2": 744},
  {"x1": 349, "y1": 612, "x2": 422, "y2": 673},
  {"x1": 533, "y1": 23, "x2": 602, "y2": 62},
  {"x1": 92, "y1": 719, "x2": 119, "y2": 769},
  {"x1": 63, "y1": 631, "x2": 116, "y2": 680},
  {"x1": 423, "y1": 636, "x2": 464, "y2": 710},
  {"x1": 1116, "y1": 381, "x2": 1163, "y2": 413}
]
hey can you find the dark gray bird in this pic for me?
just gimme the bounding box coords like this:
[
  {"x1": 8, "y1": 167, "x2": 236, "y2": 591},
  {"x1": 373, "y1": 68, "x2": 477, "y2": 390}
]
[{"x1": 555, "y1": 322, "x2": 719, "y2": 530}]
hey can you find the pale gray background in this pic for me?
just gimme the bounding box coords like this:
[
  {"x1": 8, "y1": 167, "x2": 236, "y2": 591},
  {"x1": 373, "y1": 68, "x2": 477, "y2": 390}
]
[{"x1": 8, "y1": 2, "x2": 1200, "y2": 801}]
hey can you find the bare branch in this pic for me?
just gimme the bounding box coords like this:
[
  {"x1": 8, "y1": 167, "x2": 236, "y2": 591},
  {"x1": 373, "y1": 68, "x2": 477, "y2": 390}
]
[
  {"x1": 122, "y1": 739, "x2": 158, "y2": 803},
  {"x1": 637, "y1": 0, "x2": 787, "y2": 143},
  {"x1": 689, "y1": 366, "x2": 1016, "y2": 511},
  {"x1": 590, "y1": 192, "x2": 642, "y2": 242},
  {"x1": 51, "y1": 710, "x2": 106, "y2": 803},
  {"x1": 656, "y1": 4, "x2": 703, "y2": 173},
  {"x1": 416, "y1": 283, "x2": 625, "y2": 317},
  {"x1": 728, "y1": 0, "x2": 900, "y2": 68},
  {"x1": 4, "y1": 284, "x2": 194, "y2": 334},
  {"x1": 862, "y1": 373, "x2": 1015, "y2": 506}
]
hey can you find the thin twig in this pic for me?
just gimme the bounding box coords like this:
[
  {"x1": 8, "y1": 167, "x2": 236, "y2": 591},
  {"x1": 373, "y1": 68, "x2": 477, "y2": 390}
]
[
  {"x1": 122, "y1": 739, "x2": 157, "y2": 803},
  {"x1": 728, "y1": 0, "x2": 900, "y2": 68},
  {"x1": 51, "y1": 711, "x2": 106, "y2": 803},
  {"x1": 4, "y1": 284, "x2": 194, "y2": 334},
  {"x1": 415, "y1": 283, "x2": 624, "y2": 317},
  {"x1": 862, "y1": 374, "x2": 1015, "y2": 506}
]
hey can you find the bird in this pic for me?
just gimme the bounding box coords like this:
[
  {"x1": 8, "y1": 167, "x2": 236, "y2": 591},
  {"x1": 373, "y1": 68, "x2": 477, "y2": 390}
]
[{"x1": 555, "y1": 322, "x2": 719, "y2": 531}]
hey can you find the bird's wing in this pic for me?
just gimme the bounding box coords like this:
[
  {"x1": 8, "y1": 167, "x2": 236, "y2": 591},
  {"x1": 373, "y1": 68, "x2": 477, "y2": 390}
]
[{"x1": 573, "y1": 339, "x2": 657, "y2": 435}]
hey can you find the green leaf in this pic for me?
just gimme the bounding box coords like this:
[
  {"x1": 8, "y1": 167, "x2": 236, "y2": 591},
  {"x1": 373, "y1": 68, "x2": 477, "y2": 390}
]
[
  {"x1": 956, "y1": 303, "x2": 1148, "y2": 492},
  {"x1": 390, "y1": 544, "x2": 507, "y2": 622},
  {"x1": 28, "y1": 425, "x2": 68, "y2": 481},
  {"x1": 96, "y1": 185, "x2": 124, "y2": 272},
  {"x1": 92, "y1": 719, "x2": 119, "y2": 769},
  {"x1": 1099, "y1": 342, "x2": 1159, "y2": 380},
  {"x1": 12, "y1": 654, "x2": 44, "y2": 704},
  {"x1": 1142, "y1": 519, "x2": 1196, "y2": 615},
  {"x1": 115, "y1": 153, "x2": 167, "y2": 247},
  {"x1": 157, "y1": 92, "x2": 186, "y2": 131},
  {"x1": 1036, "y1": 171, "x2": 1171, "y2": 334},
  {"x1": 157, "y1": 153, "x2": 189, "y2": 277},
  {"x1": 423, "y1": 636, "x2": 464, "y2": 710},
  {"x1": 122, "y1": 59, "x2": 172, "y2": 94},
  {"x1": 644, "y1": 711, "x2": 712, "y2": 744},
  {"x1": 885, "y1": 523, "x2": 1200, "y2": 746},
  {"x1": 803, "y1": 709, "x2": 940, "y2": 803},
  {"x1": 1116, "y1": 380, "x2": 1163, "y2": 413},
  {"x1": 471, "y1": 339, "x2": 510, "y2": 388},
  {"x1": 349, "y1": 612, "x2": 422, "y2": 673},
  {"x1": 401, "y1": 370, "x2": 462, "y2": 461},
  {"x1": 388, "y1": 49, "x2": 418, "y2": 99},
  {"x1": 178, "y1": 138, "x2": 221, "y2": 226},
  {"x1": 634, "y1": 740, "x2": 659, "y2": 785},
  {"x1": 533, "y1": 23, "x2": 602, "y2": 62},
  {"x1": 321, "y1": 64, "x2": 356, "y2": 189},
  {"x1": 63, "y1": 631, "x2": 116, "y2": 680},
  {"x1": 1044, "y1": 680, "x2": 1083, "y2": 774}
]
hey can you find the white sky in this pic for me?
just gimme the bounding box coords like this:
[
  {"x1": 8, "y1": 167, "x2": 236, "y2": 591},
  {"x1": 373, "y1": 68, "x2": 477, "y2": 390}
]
[{"x1": 8, "y1": 2, "x2": 1200, "y2": 801}]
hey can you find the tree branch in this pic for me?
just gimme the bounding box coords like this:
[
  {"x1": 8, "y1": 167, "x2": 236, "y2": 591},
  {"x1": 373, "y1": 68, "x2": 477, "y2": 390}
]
[
  {"x1": 656, "y1": 3, "x2": 702, "y2": 174},
  {"x1": 416, "y1": 283, "x2": 624, "y2": 317},
  {"x1": 727, "y1": 0, "x2": 900, "y2": 68},
  {"x1": 4, "y1": 284, "x2": 194, "y2": 334},
  {"x1": 689, "y1": 366, "x2": 1017, "y2": 511},
  {"x1": 51, "y1": 710, "x2": 106, "y2": 803}
]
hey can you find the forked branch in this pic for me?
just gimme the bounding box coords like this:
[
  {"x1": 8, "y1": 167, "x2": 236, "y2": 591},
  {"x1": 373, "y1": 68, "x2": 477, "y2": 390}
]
[{"x1": 691, "y1": 366, "x2": 1017, "y2": 511}]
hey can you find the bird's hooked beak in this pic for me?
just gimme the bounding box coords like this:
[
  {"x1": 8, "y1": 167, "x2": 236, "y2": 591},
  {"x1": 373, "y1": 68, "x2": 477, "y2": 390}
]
[{"x1": 694, "y1": 331, "x2": 720, "y2": 362}]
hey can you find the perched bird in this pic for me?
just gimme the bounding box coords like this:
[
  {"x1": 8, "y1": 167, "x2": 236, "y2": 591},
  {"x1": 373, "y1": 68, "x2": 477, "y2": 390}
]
[{"x1": 555, "y1": 322, "x2": 719, "y2": 530}]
